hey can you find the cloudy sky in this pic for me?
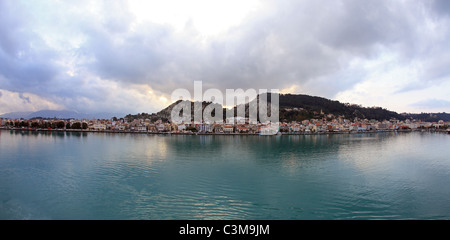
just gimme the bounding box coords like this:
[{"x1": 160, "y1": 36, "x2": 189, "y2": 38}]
[{"x1": 1, "y1": 0, "x2": 450, "y2": 115}]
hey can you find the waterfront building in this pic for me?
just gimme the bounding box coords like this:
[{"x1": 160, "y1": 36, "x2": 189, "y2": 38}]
[
  {"x1": 213, "y1": 123, "x2": 224, "y2": 133},
  {"x1": 376, "y1": 123, "x2": 388, "y2": 130},
  {"x1": 238, "y1": 125, "x2": 249, "y2": 133},
  {"x1": 279, "y1": 125, "x2": 291, "y2": 133},
  {"x1": 247, "y1": 124, "x2": 258, "y2": 134},
  {"x1": 165, "y1": 123, "x2": 174, "y2": 132},
  {"x1": 200, "y1": 123, "x2": 213, "y2": 133},
  {"x1": 92, "y1": 123, "x2": 106, "y2": 131},
  {"x1": 357, "y1": 126, "x2": 366, "y2": 132},
  {"x1": 178, "y1": 124, "x2": 186, "y2": 132},
  {"x1": 156, "y1": 123, "x2": 165, "y2": 132},
  {"x1": 366, "y1": 124, "x2": 376, "y2": 131},
  {"x1": 147, "y1": 124, "x2": 156, "y2": 132},
  {"x1": 291, "y1": 124, "x2": 301, "y2": 133},
  {"x1": 304, "y1": 126, "x2": 311, "y2": 133},
  {"x1": 314, "y1": 124, "x2": 325, "y2": 133},
  {"x1": 137, "y1": 125, "x2": 147, "y2": 131},
  {"x1": 223, "y1": 124, "x2": 234, "y2": 133},
  {"x1": 326, "y1": 124, "x2": 334, "y2": 132}
]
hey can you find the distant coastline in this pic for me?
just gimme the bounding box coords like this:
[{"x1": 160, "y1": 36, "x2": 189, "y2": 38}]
[{"x1": 2, "y1": 127, "x2": 447, "y2": 135}]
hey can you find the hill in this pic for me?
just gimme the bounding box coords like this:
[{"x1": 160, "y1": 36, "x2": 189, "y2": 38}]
[
  {"x1": 229, "y1": 93, "x2": 404, "y2": 122},
  {"x1": 126, "y1": 93, "x2": 408, "y2": 122},
  {"x1": 402, "y1": 112, "x2": 450, "y2": 122},
  {"x1": 0, "y1": 111, "x2": 33, "y2": 119},
  {"x1": 124, "y1": 100, "x2": 220, "y2": 122},
  {"x1": 277, "y1": 93, "x2": 405, "y2": 121}
]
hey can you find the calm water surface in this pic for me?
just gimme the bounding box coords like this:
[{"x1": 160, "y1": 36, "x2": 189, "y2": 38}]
[{"x1": 1, "y1": 130, "x2": 449, "y2": 219}]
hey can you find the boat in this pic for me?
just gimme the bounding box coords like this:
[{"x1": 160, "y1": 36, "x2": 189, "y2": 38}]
[{"x1": 447, "y1": 128, "x2": 450, "y2": 134}]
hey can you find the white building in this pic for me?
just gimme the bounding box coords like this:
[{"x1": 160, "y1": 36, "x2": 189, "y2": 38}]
[
  {"x1": 137, "y1": 125, "x2": 147, "y2": 131},
  {"x1": 200, "y1": 123, "x2": 213, "y2": 133},
  {"x1": 178, "y1": 124, "x2": 186, "y2": 132},
  {"x1": 156, "y1": 123, "x2": 165, "y2": 132},
  {"x1": 93, "y1": 123, "x2": 106, "y2": 130}
]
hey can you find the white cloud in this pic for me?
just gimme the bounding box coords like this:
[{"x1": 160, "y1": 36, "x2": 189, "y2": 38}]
[
  {"x1": 128, "y1": 0, "x2": 262, "y2": 36},
  {"x1": 0, "y1": 89, "x2": 65, "y2": 115}
]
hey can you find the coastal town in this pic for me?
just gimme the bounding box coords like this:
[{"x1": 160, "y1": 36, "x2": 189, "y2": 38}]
[{"x1": 1, "y1": 114, "x2": 449, "y2": 135}]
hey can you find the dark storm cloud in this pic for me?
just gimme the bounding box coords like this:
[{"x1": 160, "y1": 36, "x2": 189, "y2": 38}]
[
  {"x1": 85, "y1": 0, "x2": 427, "y2": 96},
  {"x1": 80, "y1": 22, "x2": 171, "y2": 84},
  {"x1": 0, "y1": 1, "x2": 27, "y2": 56},
  {"x1": 0, "y1": 0, "x2": 119, "y2": 111},
  {"x1": 140, "y1": 0, "x2": 425, "y2": 96},
  {"x1": 0, "y1": 1, "x2": 62, "y2": 94},
  {"x1": 432, "y1": 0, "x2": 450, "y2": 16},
  {"x1": 76, "y1": 0, "x2": 392, "y2": 94}
]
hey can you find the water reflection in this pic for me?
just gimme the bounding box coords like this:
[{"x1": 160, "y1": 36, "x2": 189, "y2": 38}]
[{"x1": 1, "y1": 130, "x2": 450, "y2": 219}]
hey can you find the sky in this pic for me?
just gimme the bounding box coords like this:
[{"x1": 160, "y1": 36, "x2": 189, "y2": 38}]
[{"x1": 1, "y1": 0, "x2": 450, "y2": 115}]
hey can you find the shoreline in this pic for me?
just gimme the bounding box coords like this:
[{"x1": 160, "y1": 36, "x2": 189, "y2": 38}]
[{"x1": 1, "y1": 127, "x2": 448, "y2": 135}]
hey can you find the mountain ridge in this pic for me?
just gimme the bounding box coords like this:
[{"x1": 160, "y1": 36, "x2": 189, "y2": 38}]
[{"x1": 0, "y1": 110, "x2": 124, "y2": 120}]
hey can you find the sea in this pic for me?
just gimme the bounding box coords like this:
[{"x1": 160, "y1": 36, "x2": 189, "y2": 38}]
[{"x1": 1, "y1": 130, "x2": 449, "y2": 220}]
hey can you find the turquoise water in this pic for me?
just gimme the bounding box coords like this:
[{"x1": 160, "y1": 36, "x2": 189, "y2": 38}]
[{"x1": 1, "y1": 130, "x2": 449, "y2": 219}]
